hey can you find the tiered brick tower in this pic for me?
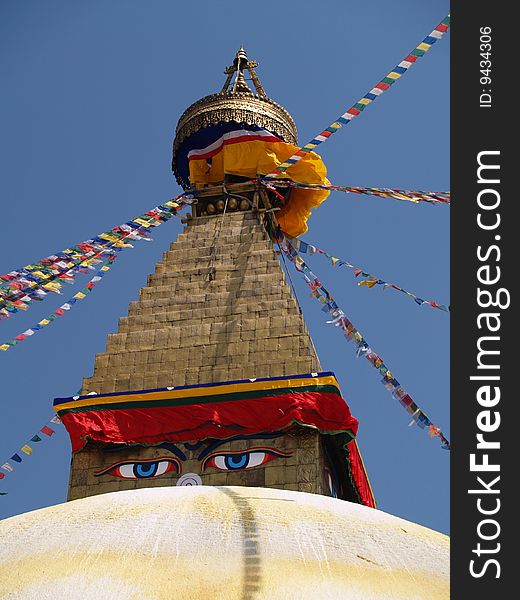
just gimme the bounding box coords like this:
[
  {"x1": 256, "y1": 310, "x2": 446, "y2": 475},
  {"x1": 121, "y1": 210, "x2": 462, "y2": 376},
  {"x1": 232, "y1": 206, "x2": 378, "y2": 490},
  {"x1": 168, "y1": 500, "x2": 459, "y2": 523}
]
[
  {"x1": 68, "y1": 208, "x2": 338, "y2": 500},
  {"x1": 81, "y1": 211, "x2": 320, "y2": 396},
  {"x1": 66, "y1": 50, "x2": 369, "y2": 506}
]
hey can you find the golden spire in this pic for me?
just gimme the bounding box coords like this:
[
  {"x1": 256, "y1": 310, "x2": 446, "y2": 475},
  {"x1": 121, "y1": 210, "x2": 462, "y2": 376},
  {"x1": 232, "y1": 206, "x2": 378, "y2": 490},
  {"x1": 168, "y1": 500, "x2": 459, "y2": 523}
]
[
  {"x1": 221, "y1": 47, "x2": 267, "y2": 98},
  {"x1": 172, "y1": 48, "x2": 298, "y2": 189}
]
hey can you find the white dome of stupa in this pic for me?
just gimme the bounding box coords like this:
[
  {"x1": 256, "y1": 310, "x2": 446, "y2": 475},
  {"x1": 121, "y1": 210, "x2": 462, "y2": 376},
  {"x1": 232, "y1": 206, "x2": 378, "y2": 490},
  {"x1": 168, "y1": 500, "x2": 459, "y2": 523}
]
[{"x1": 0, "y1": 486, "x2": 449, "y2": 599}]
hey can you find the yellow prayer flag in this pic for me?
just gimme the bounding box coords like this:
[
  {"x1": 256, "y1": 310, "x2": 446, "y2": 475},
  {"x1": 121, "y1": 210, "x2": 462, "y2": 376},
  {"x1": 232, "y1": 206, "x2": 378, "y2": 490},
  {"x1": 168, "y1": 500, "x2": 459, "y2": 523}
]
[
  {"x1": 133, "y1": 218, "x2": 153, "y2": 227},
  {"x1": 43, "y1": 283, "x2": 61, "y2": 291},
  {"x1": 358, "y1": 279, "x2": 378, "y2": 288},
  {"x1": 74, "y1": 292, "x2": 86, "y2": 300},
  {"x1": 39, "y1": 319, "x2": 50, "y2": 326},
  {"x1": 99, "y1": 233, "x2": 120, "y2": 242},
  {"x1": 21, "y1": 445, "x2": 33, "y2": 455}
]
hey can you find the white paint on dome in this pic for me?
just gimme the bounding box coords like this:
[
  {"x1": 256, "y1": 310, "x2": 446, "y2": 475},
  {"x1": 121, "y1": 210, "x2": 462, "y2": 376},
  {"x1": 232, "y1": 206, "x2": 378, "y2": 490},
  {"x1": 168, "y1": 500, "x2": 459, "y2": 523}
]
[
  {"x1": 0, "y1": 486, "x2": 449, "y2": 600},
  {"x1": 3, "y1": 576, "x2": 155, "y2": 600}
]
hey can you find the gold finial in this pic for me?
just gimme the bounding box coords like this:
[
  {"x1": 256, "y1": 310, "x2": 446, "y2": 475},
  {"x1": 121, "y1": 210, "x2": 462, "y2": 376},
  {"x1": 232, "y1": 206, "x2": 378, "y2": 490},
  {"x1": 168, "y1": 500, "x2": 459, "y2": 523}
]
[
  {"x1": 172, "y1": 49, "x2": 298, "y2": 188},
  {"x1": 221, "y1": 47, "x2": 267, "y2": 98}
]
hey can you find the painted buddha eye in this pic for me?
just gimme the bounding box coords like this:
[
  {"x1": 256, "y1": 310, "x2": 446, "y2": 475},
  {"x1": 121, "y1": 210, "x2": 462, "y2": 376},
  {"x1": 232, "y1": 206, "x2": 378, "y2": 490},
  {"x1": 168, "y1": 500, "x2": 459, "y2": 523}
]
[
  {"x1": 202, "y1": 448, "x2": 291, "y2": 472},
  {"x1": 95, "y1": 458, "x2": 180, "y2": 479}
]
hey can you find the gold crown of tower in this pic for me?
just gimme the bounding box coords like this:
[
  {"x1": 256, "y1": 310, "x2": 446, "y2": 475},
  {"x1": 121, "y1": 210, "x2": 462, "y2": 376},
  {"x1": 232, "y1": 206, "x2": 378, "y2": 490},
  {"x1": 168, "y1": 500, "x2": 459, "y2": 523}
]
[{"x1": 172, "y1": 48, "x2": 298, "y2": 189}]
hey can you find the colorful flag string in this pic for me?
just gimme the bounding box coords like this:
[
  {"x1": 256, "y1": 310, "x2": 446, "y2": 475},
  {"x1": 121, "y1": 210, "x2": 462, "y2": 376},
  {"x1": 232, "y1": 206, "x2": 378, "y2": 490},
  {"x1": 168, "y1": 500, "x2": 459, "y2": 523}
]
[
  {"x1": 290, "y1": 238, "x2": 449, "y2": 312},
  {"x1": 0, "y1": 414, "x2": 61, "y2": 492},
  {"x1": 261, "y1": 179, "x2": 450, "y2": 206},
  {"x1": 0, "y1": 195, "x2": 191, "y2": 321},
  {"x1": 0, "y1": 254, "x2": 118, "y2": 352},
  {"x1": 1, "y1": 193, "x2": 195, "y2": 352},
  {"x1": 266, "y1": 13, "x2": 450, "y2": 177},
  {"x1": 274, "y1": 228, "x2": 449, "y2": 449}
]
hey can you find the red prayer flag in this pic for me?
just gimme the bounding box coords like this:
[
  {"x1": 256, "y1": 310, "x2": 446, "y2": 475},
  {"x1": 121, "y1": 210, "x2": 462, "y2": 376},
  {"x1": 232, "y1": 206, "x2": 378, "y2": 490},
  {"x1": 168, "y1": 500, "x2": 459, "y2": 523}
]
[{"x1": 40, "y1": 425, "x2": 55, "y2": 436}]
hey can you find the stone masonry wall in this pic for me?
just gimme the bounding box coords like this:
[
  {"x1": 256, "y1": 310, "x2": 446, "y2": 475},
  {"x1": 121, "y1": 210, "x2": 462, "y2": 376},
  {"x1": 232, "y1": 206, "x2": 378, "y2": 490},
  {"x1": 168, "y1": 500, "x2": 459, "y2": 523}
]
[{"x1": 81, "y1": 211, "x2": 320, "y2": 394}]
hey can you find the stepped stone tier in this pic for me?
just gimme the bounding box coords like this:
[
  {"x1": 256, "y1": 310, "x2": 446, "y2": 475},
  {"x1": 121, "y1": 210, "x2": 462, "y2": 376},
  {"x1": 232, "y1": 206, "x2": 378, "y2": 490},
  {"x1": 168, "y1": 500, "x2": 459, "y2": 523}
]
[
  {"x1": 81, "y1": 211, "x2": 320, "y2": 395},
  {"x1": 0, "y1": 486, "x2": 449, "y2": 600}
]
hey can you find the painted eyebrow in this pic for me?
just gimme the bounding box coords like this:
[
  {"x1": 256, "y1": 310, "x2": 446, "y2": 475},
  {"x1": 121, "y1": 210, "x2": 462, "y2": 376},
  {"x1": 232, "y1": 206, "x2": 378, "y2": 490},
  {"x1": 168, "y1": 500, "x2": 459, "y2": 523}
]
[
  {"x1": 197, "y1": 432, "x2": 285, "y2": 461},
  {"x1": 101, "y1": 442, "x2": 187, "y2": 461}
]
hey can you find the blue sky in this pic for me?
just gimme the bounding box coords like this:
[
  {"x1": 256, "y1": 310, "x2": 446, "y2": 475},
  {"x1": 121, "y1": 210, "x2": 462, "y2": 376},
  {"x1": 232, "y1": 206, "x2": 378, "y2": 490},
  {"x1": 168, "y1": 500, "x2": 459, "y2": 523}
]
[{"x1": 0, "y1": 0, "x2": 450, "y2": 533}]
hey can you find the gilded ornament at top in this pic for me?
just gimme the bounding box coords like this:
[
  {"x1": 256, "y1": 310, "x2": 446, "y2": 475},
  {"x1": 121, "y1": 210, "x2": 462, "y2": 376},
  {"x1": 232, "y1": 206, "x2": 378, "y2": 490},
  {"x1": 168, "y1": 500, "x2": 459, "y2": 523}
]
[{"x1": 172, "y1": 48, "x2": 298, "y2": 188}]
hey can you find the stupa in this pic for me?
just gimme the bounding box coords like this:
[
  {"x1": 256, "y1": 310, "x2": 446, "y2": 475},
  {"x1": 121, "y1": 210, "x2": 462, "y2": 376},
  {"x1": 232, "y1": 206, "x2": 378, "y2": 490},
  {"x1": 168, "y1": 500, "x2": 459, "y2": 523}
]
[{"x1": 0, "y1": 49, "x2": 448, "y2": 600}]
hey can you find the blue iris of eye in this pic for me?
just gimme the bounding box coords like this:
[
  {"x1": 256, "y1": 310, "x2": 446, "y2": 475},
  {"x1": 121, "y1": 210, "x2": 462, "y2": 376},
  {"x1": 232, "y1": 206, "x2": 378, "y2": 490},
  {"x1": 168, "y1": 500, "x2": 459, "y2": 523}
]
[
  {"x1": 133, "y1": 462, "x2": 158, "y2": 478},
  {"x1": 224, "y1": 453, "x2": 249, "y2": 470}
]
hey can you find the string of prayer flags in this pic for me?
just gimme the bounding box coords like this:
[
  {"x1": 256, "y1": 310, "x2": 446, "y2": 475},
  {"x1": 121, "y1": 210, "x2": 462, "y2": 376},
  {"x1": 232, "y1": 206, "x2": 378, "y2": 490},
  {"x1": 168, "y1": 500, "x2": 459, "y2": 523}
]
[
  {"x1": 290, "y1": 238, "x2": 449, "y2": 312},
  {"x1": 276, "y1": 231, "x2": 450, "y2": 450},
  {"x1": 1, "y1": 194, "x2": 191, "y2": 321},
  {"x1": 267, "y1": 13, "x2": 450, "y2": 176},
  {"x1": 331, "y1": 185, "x2": 450, "y2": 206},
  {"x1": 0, "y1": 254, "x2": 117, "y2": 352},
  {"x1": 261, "y1": 179, "x2": 450, "y2": 206},
  {"x1": 0, "y1": 415, "x2": 61, "y2": 490}
]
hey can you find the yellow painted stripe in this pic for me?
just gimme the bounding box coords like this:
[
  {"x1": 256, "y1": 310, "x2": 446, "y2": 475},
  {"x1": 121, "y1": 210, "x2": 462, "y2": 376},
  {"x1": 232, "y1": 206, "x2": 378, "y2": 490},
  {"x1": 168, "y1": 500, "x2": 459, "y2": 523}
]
[{"x1": 55, "y1": 375, "x2": 341, "y2": 412}]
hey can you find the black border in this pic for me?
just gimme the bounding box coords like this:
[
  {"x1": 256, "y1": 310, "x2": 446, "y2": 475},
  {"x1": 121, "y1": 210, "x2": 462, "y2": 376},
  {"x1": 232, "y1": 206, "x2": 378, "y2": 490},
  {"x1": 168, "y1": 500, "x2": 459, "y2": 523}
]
[{"x1": 452, "y1": 2, "x2": 513, "y2": 595}]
